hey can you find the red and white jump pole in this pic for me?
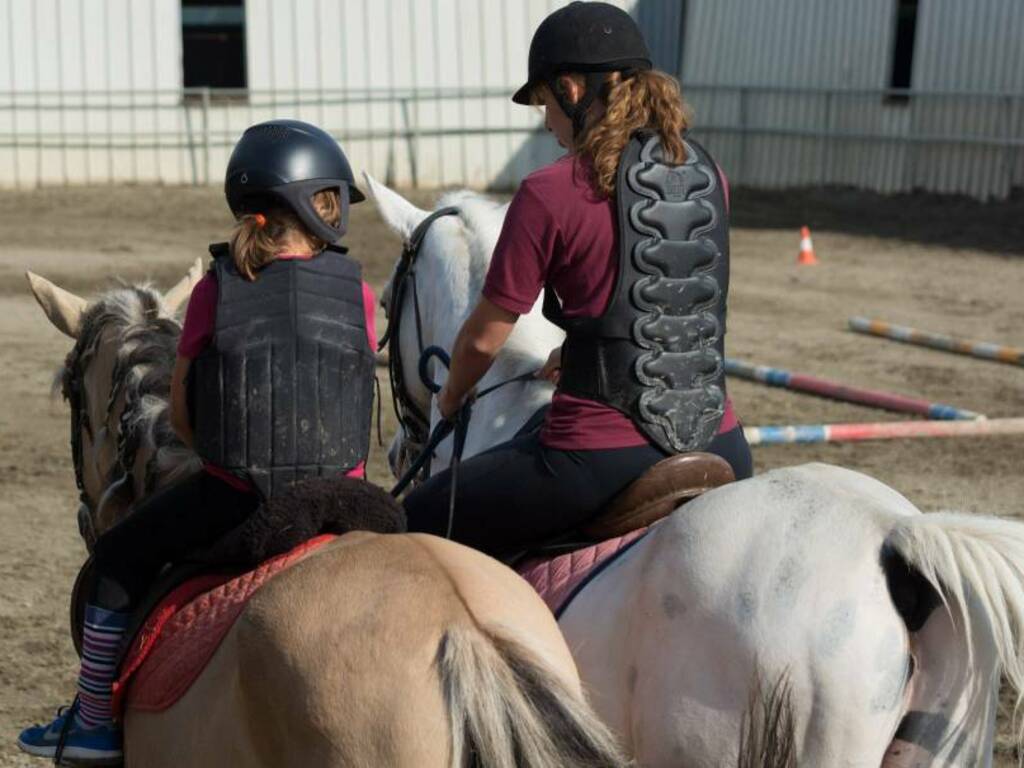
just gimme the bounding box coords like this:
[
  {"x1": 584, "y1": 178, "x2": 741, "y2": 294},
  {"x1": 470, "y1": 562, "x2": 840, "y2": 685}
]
[
  {"x1": 744, "y1": 418, "x2": 1024, "y2": 445},
  {"x1": 724, "y1": 358, "x2": 982, "y2": 420}
]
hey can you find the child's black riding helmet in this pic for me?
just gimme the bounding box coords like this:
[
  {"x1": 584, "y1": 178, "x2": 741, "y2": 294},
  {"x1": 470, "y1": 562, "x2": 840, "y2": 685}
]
[
  {"x1": 224, "y1": 119, "x2": 364, "y2": 244},
  {"x1": 512, "y1": 2, "x2": 652, "y2": 134}
]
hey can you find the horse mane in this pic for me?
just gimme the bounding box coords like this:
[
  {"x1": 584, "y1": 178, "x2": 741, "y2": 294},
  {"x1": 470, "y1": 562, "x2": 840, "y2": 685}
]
[
  {"x1": 63, "y1": 284, "x2": 198, "y2": 504},
  {"x1": 434, "y1": 189, "x2": 509, "y2": 290}
]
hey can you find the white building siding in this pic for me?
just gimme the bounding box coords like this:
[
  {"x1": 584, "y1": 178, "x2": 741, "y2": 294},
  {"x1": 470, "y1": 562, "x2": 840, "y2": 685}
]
[
  {"x1": 682, "y1": 0, "x2": 894, "y2": 88},
  {"x1": 1, "y1": 0, "x2": 1021, "y2": 198},
  {"x1": 907, "y1": 0, "x2": 1024, "y2": 196},
  {"x1": 680, "y1": 0, "x2": 1024, "y2": 198},
  {"x1": 1, "y1": 0, "x2": 183, "y2": 186}
]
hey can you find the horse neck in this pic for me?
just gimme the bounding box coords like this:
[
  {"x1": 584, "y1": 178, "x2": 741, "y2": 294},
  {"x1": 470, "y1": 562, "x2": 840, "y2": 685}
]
[
  {"x1": 414, "y1": 221, "x2": 565, "y2": 462},
  {"x1": 84, "y1": 311, "x2": 198, "y2": 535}
]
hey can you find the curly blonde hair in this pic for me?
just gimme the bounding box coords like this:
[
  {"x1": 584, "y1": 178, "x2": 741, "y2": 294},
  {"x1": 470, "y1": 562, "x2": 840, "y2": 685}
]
[
  {"x1": 229, "y1": 190, "x2": 340, "y2": 281},
  {"x1": 543, "y1": 69, "x2": 691, "y2": 198}
]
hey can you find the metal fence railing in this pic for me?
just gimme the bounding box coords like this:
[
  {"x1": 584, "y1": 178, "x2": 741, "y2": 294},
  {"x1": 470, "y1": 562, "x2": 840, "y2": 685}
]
[
  {"x1": 1, "y1": 85, "x2": 1022, "y2": 198},
  {"x1": 685, "y1": 85, "x2": 1024, "y2": 200}
]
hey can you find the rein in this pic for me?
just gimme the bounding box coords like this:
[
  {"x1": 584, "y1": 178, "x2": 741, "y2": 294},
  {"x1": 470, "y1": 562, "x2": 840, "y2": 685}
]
[{"x1": 390, "y1": 345, "x2": 536, "y2": 537}]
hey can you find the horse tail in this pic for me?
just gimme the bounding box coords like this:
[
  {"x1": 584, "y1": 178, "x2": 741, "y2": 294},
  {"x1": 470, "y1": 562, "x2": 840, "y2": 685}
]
[
  {"x1": 436, "y1": 625, "x2": 629, "y2": 768},
  {"x1": 885, "y1": 511, "x2": 1024, "y2": 744},
  {"x1": 737, "y1": 671, "x2": 796, "y2": 768}
]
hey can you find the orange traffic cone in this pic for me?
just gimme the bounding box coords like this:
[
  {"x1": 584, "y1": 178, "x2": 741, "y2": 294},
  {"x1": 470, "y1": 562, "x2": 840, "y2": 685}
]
[{"x1": 797, "y1": 226, "x2": 818, "y2": 265}]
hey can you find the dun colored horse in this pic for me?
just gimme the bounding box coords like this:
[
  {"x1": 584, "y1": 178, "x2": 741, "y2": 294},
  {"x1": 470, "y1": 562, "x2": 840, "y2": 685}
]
[{"x1": 27, "y1": 266, "x2": 626, "y2": 768}]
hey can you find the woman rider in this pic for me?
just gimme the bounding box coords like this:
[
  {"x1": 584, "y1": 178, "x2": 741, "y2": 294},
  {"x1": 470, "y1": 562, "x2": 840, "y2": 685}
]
[
  {"x1": 403, "y1": 1, "x2": 752, "y2": 555},
  {"x1": 18, "y1": 120, "x2": 377, "y2": 763}
]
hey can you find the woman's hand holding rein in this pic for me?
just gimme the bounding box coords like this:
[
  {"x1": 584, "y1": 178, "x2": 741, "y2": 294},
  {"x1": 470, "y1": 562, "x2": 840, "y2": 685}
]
[
  {"x1": 535, "y1": 346, "x2": 562, "y2": 385},
  {"x1": 436, "y1": 296, "x2": 519, "y2": 420}
]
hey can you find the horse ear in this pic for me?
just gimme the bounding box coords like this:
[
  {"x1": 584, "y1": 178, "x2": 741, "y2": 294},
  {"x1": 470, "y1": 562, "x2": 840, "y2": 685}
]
[
  {"x1": 26, "y1": 271, "x2": 87, "y2": 339},
  {"x1": 363, "y1": 172, "x2": 430, "y2": 240},
  {"x1": 163, "y1": 257, "x2": 205, "y2": 316}
]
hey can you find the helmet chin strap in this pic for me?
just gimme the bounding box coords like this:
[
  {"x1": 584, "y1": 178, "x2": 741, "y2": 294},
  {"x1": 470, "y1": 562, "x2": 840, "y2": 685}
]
[{"x1": 548, "y1": 71, "x2": 607, "y2": 139}]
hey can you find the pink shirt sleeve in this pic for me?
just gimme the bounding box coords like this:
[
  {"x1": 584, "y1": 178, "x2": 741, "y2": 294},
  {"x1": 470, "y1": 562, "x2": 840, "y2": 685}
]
[
  {"x1": 177, "y1": 272, "x2": 217, "y2": 359},
  {"x1": 361, "y1": 281, "x2": 378, "y2": 351},
  {"x1": 481, "y1": 183, "x2": 558, "y2": 315}
]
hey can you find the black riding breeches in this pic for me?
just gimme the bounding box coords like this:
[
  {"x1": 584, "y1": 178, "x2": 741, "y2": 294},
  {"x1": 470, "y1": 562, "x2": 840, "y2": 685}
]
[
  {"x1": 402, "y1": 423, "x2": 753, "y2": 557},
  {"x1": 90, "y1": 470, "x2": 259, "y2": 609}
]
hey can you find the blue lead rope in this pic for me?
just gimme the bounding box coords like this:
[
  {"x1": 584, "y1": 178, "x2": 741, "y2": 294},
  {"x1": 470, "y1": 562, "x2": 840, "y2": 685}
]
[
  {"x1": 392, "y1": 346, "x2": 471, "y2": 538},
  {"x1": 390, "y1": 345, "x2": 538, "y2": 539}
]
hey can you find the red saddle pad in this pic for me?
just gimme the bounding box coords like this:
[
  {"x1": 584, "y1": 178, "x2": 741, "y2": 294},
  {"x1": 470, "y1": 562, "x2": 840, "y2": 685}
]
[
  {"x1": 112, "y1": 534, "x2": 336, "y2": 716},
  {"x1": 516, "y1": 529, "x2": 648, "y2": 617}
]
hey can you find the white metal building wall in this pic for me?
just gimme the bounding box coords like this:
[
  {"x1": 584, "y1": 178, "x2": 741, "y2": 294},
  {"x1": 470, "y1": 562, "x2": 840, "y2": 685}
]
[
  {"x1": 237, "y1": 0, "x2": 574, "y2": 190},
  {"x1": 683, "y1": 0, "x2": 895, "y2": 88},
  {"x1": 1, "y1": 0, "x2": 183, "y2": 185},
  {"x1": 0, "y1": 0, "x2": 608, "y2": 189},
  {"x1": 680, "y1": 0, "x2": 1024, "y2": 198},
  {"x1": 1, "y1": 0, "x2": 1021, "y2": 197},
  {"x1": 910, "y1": 0, "x2": 1024, "y2": 195}
]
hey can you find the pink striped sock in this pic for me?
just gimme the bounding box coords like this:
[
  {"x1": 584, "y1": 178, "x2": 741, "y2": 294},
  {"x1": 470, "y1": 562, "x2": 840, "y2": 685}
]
[{"x1": 74, "y1": 605, "x2": 128, "y2": 729}]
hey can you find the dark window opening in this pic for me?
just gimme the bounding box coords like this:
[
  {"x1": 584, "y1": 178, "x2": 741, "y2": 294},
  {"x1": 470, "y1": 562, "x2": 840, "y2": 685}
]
[
  {"x1": 886, "y1": 0, "x2": 918, "y2": 104},
  {"x1": 182, "y1": 0, "x2": 247, "y2": 97}
]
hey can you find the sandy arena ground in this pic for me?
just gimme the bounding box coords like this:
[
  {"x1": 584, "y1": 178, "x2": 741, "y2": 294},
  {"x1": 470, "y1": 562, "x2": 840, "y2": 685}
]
[{"x1": 0, "y1": 183, "x2": 1022, "y2": 765}]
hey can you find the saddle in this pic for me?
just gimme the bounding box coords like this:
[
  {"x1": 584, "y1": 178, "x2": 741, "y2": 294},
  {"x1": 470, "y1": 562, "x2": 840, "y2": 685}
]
[
  {"x1": 68, "y1": 476, "x2": 407, "y2": 716},
  {"x1": 516, "y1": 452, "x2": 735, "y2": 616},
  {"x1": 582, "y1": 451, "x2": 735, "y2": 540}
]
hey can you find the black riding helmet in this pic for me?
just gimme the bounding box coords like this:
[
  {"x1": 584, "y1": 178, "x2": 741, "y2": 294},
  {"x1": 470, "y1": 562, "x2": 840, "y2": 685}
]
[
  {"x1": 512, "y1": 2, "x2": 652, "y2": 135},
  {"x1": 224, "y1": 119, "x2": 364, "y2": 244}
]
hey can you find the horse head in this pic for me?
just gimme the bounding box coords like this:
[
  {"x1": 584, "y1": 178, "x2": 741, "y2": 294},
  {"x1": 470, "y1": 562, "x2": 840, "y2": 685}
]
[
  {"x1": 27, "y1": 261, "x2": 204, "y2": 550},
  {"x1": 364, "y1": 173, "x2": 563, "y2": 478}
]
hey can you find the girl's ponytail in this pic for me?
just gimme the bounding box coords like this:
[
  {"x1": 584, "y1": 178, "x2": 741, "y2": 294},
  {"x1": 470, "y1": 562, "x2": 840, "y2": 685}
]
[
  {"x1": 229, "y1": 214, "x2": 278, "y2": 281},
  {"x1": 576, "y1": 69, "x2": 691, "y2": 198},
  {"x1": 228, "y1": 189, "x2": 341, "y2": 281}
]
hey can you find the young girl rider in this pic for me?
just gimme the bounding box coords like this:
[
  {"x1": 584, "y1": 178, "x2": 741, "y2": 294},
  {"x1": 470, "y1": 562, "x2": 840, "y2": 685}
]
[
  {"x1": 403, "y1": 2, "x2": 752, "y2": 554},
  {"x1": 18, "y1": 119, "x2": 377, "y2": 763}
]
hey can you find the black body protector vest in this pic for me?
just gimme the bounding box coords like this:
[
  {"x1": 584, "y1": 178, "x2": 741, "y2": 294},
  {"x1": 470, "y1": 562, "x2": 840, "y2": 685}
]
[
  {"x1": 192, "y1": 245, "x2": 375, "y2": 498},
  {"x1": 544, "y1": 132, "x2": 729, "y2": 455}
]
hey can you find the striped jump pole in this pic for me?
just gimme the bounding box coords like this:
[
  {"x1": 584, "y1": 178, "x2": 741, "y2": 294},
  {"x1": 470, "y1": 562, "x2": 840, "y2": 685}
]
[
  {"x1": 724, "y1": 358, "x2": 982, "y2": 420},
  {"x1": 744, "y1": 417, "x2": 1024, "y2": 446},
  {"x1": 849, "y1": 317, "x2": 1024, "y2": 367}
]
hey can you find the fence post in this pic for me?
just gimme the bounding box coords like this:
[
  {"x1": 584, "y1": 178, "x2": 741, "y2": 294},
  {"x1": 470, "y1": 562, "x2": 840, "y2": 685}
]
[
  {"x1": 738, "y1": 87, "x2": 748, "y2": 184},
  {"x1": 822, "y1": 89, "x2": 833, "y2": 186},
  {"x1": 201, "y1": 87, "x2": 211, "y2": 185},
  {"x1": 183, "y1": 92, "x2": 199, "y2": 187},
  {"x1": 1001, "y1": 94, "x2": 1019, "y2": 198},
  {"x1": 401, "y1": 96, "x2": 419, "y2": 189},
  {"x1": 1015, "y1": 96, "x2": 1024, "y2": 193}
]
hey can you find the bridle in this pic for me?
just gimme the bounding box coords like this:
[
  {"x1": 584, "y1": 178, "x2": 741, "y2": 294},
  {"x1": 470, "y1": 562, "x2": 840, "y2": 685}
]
[
  {"x1": 62, "y1": 346, "x2": 100, "y2": 552},
  {"x1": 379, "y1": 206, "x2": 461, "y2": 463}
]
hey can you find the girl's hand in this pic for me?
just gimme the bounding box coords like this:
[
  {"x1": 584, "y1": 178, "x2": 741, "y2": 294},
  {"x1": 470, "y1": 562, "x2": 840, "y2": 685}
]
[
  {"x1": 535, "y1": 346, "x2": 562, "y2": 385},
  {"x1": 437, "y1": 383, "x2": 464, "y2": 421}
]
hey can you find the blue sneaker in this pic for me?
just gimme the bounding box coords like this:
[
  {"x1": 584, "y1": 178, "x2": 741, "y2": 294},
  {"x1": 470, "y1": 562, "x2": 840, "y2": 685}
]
[{"x1": 17, "y1": 706, "x2": 122, "y2": 765}]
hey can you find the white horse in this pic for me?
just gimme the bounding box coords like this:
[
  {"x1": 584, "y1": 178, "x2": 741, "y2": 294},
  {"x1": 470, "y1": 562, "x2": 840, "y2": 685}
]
[{"x1": 367, "y1": 174, "x2": 1024, "y2": 767}]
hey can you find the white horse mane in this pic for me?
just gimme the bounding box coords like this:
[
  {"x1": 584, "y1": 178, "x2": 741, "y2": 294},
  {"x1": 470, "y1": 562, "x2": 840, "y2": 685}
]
[
  {"x1": 433, "y1": 188, "x2": 510, "y2": 287},
  {"x1": 368, "y1": 176, "x2": 563, "y2": 465}
]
